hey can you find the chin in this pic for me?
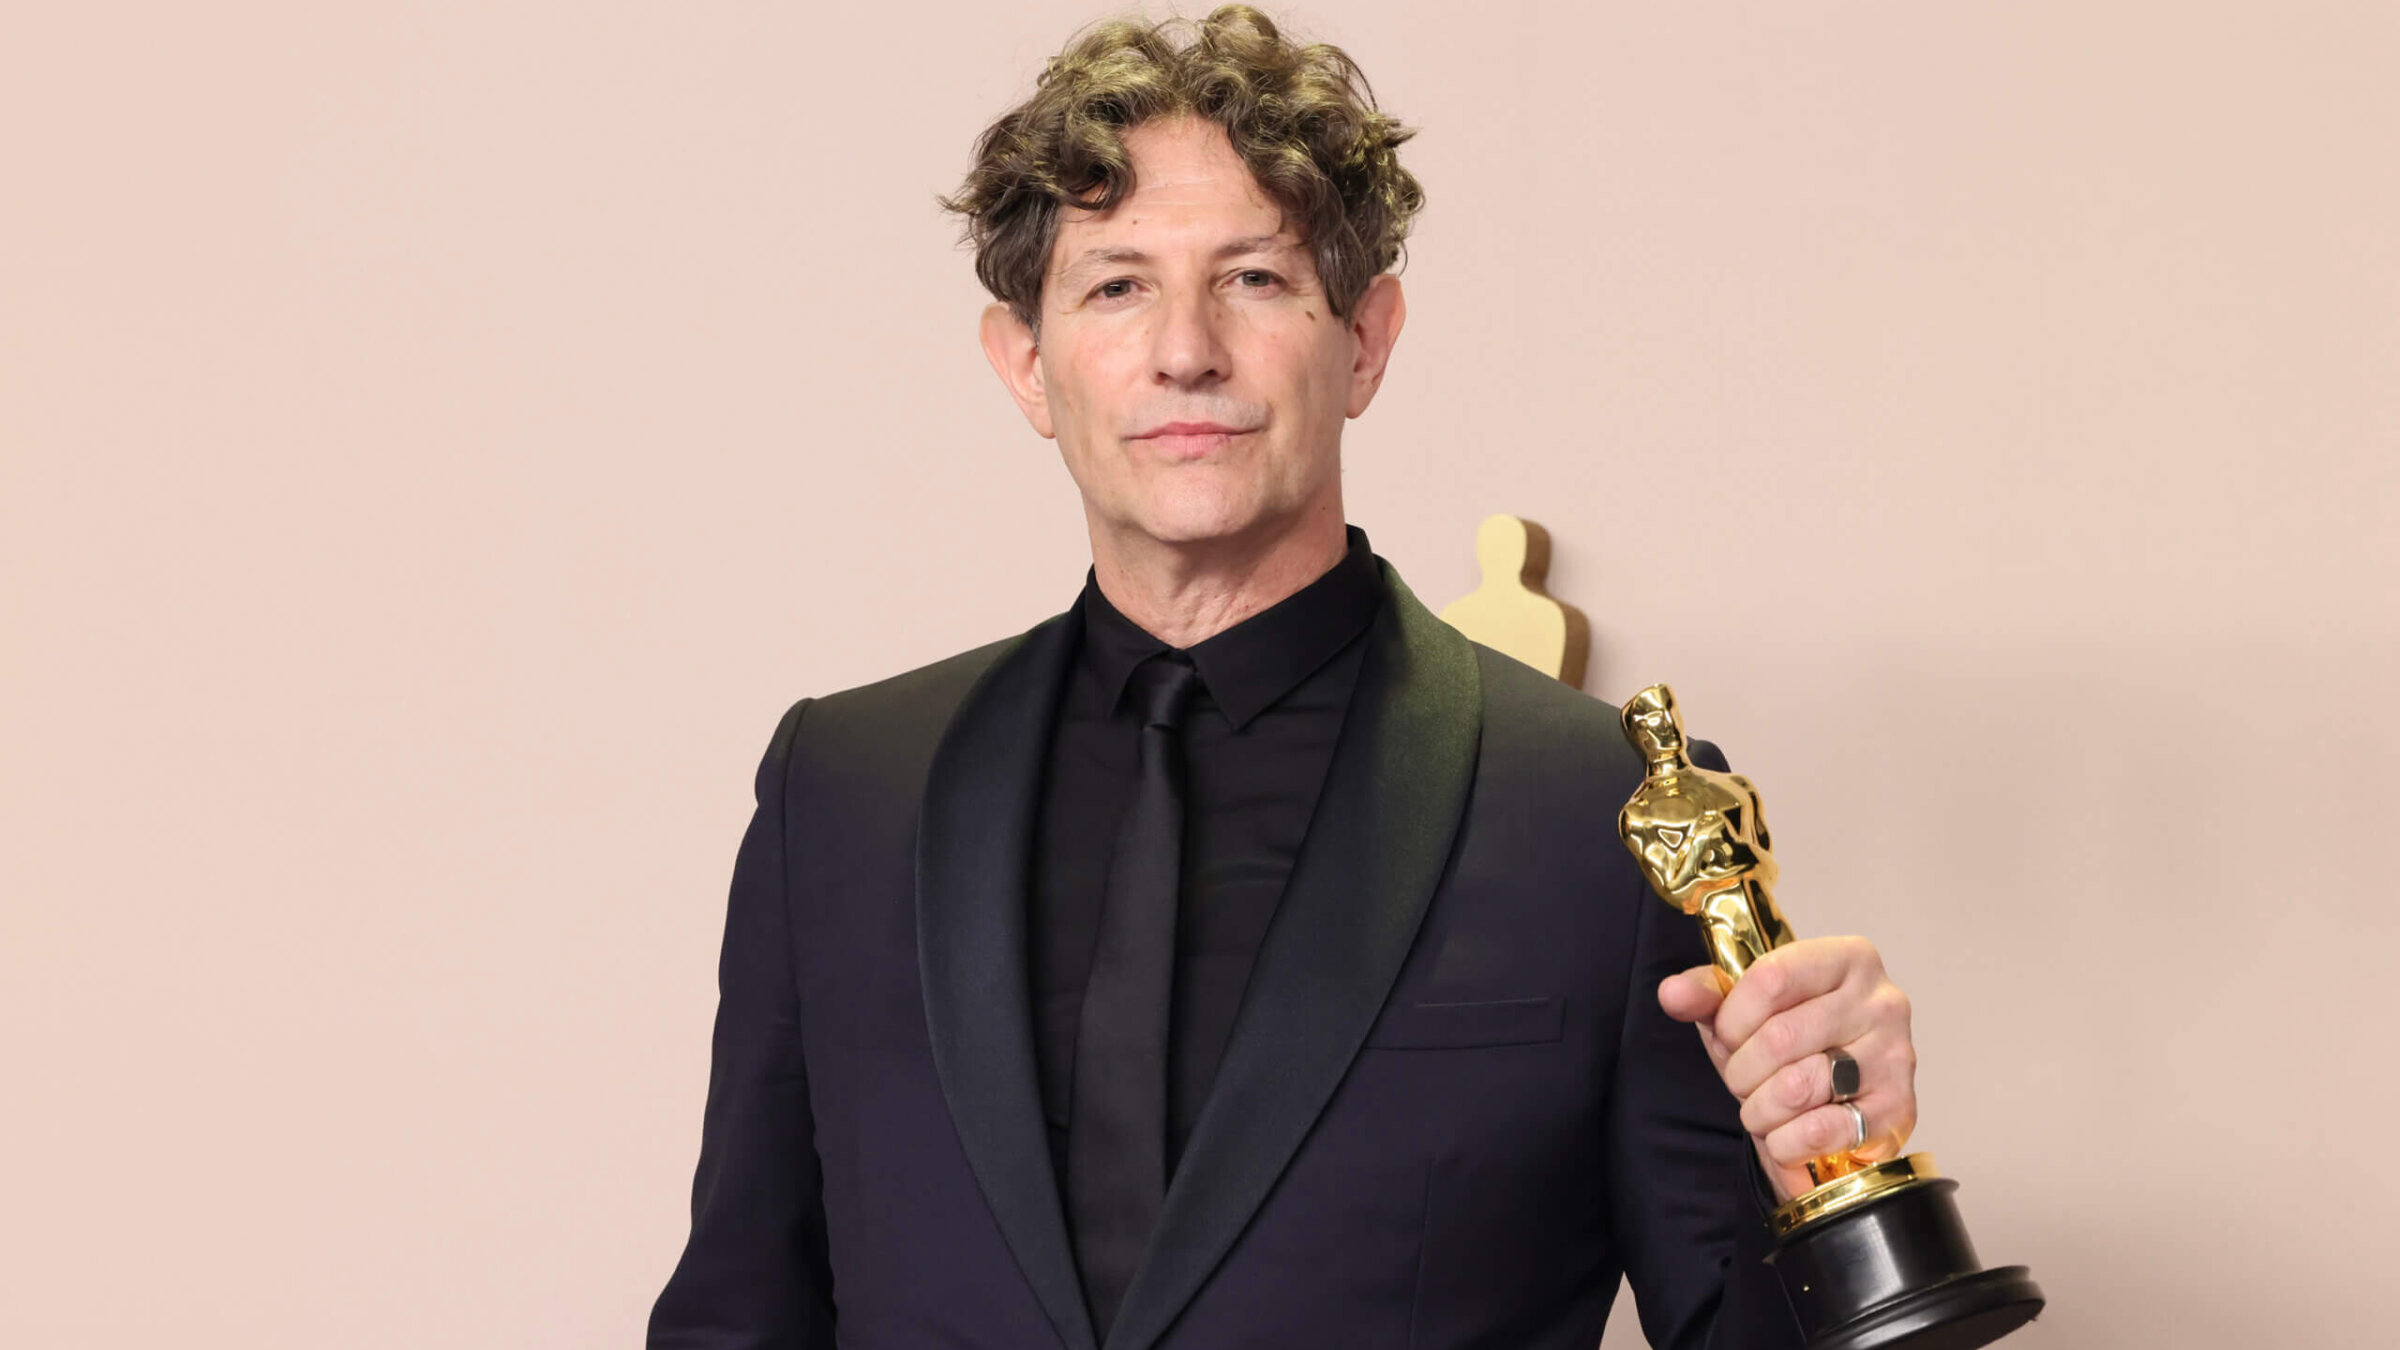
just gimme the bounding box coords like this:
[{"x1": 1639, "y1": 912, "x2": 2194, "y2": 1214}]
[
  {"x1": 1122, "y1": 486, "x2": 1289, "y2": 547},
  {"x1": 1128, "y1": 516, "x2": 1254, "y2": 547}
]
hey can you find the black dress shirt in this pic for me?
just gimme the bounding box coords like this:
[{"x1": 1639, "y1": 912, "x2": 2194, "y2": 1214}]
[{"x1": 1029, "y1": 524, "x2": 1386, "y2": 1192}]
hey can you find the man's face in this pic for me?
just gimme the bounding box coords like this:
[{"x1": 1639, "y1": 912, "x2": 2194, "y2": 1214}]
[{"x1": 980, "y1": 115, "x2": 1404, "y2": 553}]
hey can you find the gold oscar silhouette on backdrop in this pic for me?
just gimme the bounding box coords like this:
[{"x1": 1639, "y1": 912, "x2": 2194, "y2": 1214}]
[{"x1": 1437, "y1": 514, "x2": 1588, "y2": 688}]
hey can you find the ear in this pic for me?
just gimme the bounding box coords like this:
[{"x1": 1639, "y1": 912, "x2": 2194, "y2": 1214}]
[
  {"x1": 979, "y1": 302, "x2": 1055, "y2": 439},
  {"x1": 1343, "y1": 272, "x2": 1407, "y2": 418}
]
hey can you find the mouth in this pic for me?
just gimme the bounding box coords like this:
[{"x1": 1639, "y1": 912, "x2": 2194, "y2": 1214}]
[{"x1": 1131, "y1": 423, "x2": 1257, "y2": 459}]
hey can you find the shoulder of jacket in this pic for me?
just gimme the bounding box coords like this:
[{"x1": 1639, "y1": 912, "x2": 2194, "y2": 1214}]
[
  {"x1": 1471, "y1": 646, "x2": 1737, "y2": 781},
  {"x1": 1464, "y1": 642, "x2": 1756, "y2": 799},
  {"x1": 771, "y1": 623, "x2": 1047, "y2": 785},
  {"x1": 1471, "y1": 642, "x2": 1631, "y2": 752},
  {"x1": 809, "y1": 630, "x2": 1022, "y2": 717}
]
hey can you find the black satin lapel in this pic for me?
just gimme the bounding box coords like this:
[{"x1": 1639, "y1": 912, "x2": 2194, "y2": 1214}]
[
  {"x1": 1102, "y1": 562, "x2": 1484, "y2": 1350},
  {"x1": 915, "y1": 607, "x2": 1098, "y2": 1350}
]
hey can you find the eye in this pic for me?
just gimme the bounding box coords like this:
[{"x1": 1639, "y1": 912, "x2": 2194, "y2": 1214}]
[
  {"x1": 1235, "y1": 269, "x2": 1283, "y2": 290},
  {"x1": 1091, "y1": 278, "x2": 1137, "y2": 301}
]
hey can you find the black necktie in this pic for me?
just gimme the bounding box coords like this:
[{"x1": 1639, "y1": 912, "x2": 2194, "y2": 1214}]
[{"x1": 1068, "y1": 650, "x2": 1201, "y2": 1340}]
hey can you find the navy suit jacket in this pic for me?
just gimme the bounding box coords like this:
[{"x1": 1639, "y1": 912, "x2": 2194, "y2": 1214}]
[{"x1": 648, "y1": 557, "x2": 1805, "y2": 1349}]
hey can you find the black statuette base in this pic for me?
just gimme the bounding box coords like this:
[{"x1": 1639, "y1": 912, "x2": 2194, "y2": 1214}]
[{"x1": 1764, "y1": 1177, "x2": 2044, "y2": 1350}]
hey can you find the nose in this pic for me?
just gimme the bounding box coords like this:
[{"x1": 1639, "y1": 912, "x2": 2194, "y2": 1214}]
[{"x1": 1149, "y1": 284, "x2": 1232, "y2": 388}]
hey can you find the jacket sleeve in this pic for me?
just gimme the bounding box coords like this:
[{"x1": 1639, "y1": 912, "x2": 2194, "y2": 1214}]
[
  {"x1": 648, "y1": 698, "x2": 836, "y2": 1348},
  {"x1": 1600, "y1": 738, "x2": 1805, "y2": 1350}
]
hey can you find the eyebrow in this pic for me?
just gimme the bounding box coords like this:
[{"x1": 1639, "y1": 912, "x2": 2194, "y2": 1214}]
[{"x1": 1055, "y1": 234, "x2": 1297, "y2": 283}]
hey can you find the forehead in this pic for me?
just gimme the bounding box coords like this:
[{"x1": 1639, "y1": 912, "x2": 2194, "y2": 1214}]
[{"x1": 1048, "y1": 117, "x2": 1303, "y2": 282}]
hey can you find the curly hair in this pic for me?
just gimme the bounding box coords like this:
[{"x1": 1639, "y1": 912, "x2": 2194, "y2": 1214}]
[{"x1": 937, "y1": 5, "x2": 1424, "y2": 336}]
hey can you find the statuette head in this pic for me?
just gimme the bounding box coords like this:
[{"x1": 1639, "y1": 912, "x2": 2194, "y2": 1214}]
[{"x1": 1622, "y1": 684, "x2": 1690, "y2": 769}]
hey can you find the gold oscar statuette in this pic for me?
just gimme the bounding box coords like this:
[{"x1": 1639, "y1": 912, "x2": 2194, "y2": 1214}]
[{"x1": 1617, "y1": 684, "x2": 2044, "y2": 1350}]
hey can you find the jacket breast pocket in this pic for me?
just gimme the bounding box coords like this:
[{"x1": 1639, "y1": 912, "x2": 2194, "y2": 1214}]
[{"x1": 1363, "y1": 995, "x2": 1564, "y2": 1049}]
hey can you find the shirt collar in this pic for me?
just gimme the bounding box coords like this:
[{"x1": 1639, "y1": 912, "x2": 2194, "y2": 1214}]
[{"x1": 1076, "y1": 523, "x2": 1384, "y2": 732}]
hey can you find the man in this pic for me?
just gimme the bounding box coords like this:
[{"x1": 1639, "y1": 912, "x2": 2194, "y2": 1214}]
[{"x1": 648, "y1": 8, "x2": 1918, "y2": 1348}]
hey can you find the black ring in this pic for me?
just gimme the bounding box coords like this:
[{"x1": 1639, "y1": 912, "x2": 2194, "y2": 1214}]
[{"x1": 1826, "y1": 1047, "x2": 1863, "y2": 1104}]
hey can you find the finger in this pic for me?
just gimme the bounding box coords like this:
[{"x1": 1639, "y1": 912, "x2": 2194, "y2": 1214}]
[
  {"x1": 1656, "y1": 965, "x2": 1728, "y2": 1025},
  {"x1": 1720, "y1": 990, "x2": 1886, "y2": 1099},
  {"x1": 1714, "y1": 937, "x2": 1877, "y2": 1051},
  {"x1": 1749, "y1": 1026, "x2": 1918, "y2": 1136},
  {"x1": 1760, "y1": 1097, "x2": 1917, "y2": 1171},
  {"x1": 1691, "y1": 1015, "x2": 1732, "y2": 1075},
  {"x1": 1739, "y1": 1046, "x2": 1836, "y2": 1140},
  {"x1": 1759, "y1": 1102, "x2": 1868, "y2": 1171}
]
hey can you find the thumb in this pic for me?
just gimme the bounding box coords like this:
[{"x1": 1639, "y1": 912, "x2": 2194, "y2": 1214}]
[{"x1": 1657, "y1": 964, "x2": 1729, "y2": 1025}]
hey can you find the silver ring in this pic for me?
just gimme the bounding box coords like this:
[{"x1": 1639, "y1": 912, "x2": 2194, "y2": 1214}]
[
  {"x1": 1840, "y1": 1100, "x2": 1868, "y2": 1150},
  {"x1": 1826, "y1": 1047, "x2": 1862, "y2": 1104}
]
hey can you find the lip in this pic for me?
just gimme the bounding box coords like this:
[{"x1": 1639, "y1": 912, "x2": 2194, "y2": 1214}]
[
  {"x1": 1135, "y1": 427, "x2": 1252, "y2": 459},
  {"x1": 1133, "y1": 421, "x2": 1253, "y2": 439}
]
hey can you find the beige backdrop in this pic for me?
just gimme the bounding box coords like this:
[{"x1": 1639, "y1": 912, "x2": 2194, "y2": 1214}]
[{"x1": 5, "y1": 2, "x2": 2394, "y2": 1346}]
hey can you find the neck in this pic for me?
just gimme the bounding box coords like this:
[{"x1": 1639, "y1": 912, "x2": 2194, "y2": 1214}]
[{"x1": 1086, "y1": 501, "x2": 1348, "y2": 649}]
